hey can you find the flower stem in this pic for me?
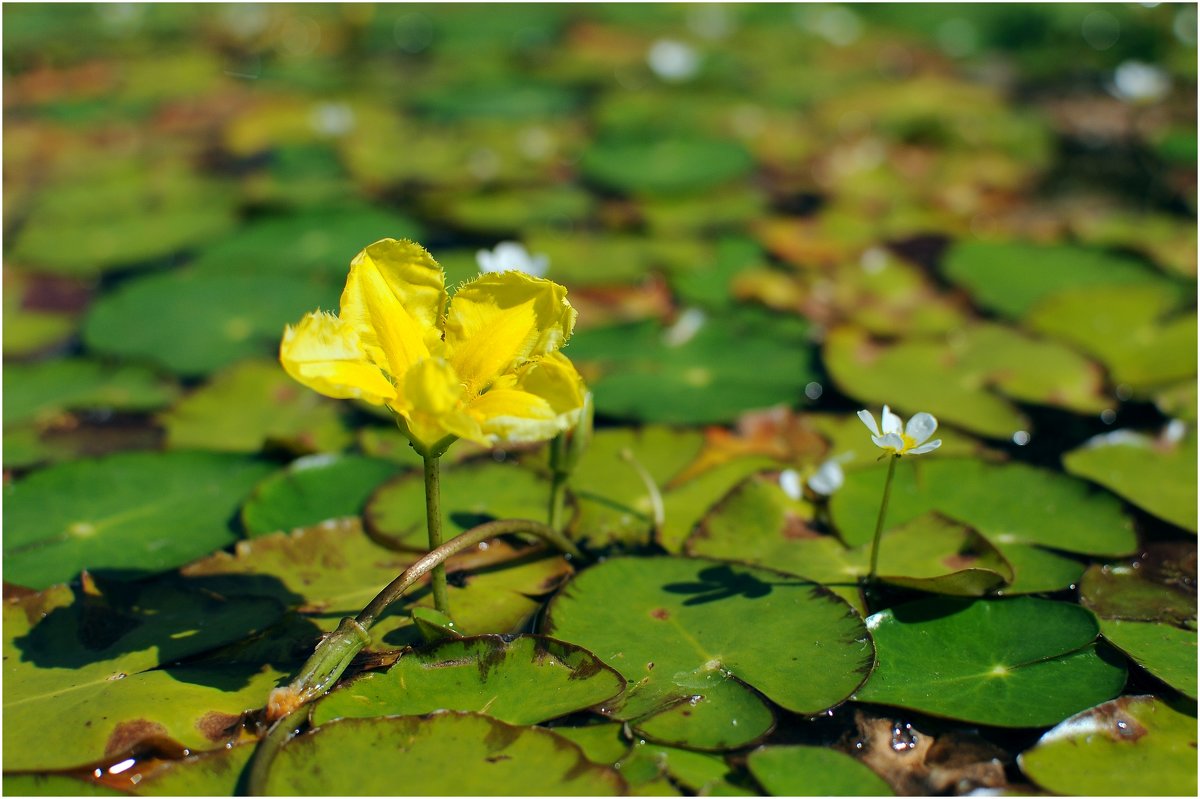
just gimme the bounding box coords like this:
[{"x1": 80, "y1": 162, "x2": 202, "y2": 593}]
[
  {"x1": 548, "y1": 433, "x2": 570, "y2": 531},
  {"x1": 247, "y1": 707, "x2": 307, "y2": 796},
  {"x1": 423, "y1": 454, "x2": 450, "y2": 617},
  {"x1": 867, "y1": 454, "x2": 899, "y2": 582}
]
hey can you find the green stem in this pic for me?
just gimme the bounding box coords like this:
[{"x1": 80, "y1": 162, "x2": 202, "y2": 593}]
[
  {"x1": 424, "y1": 454, "x2": 450, "y2": 617},
  {"x1": 247, "y1": 707, "x2": 307, "y2": 796},
  {"x1": 867, "y1": 454, "x2": 899, "y2": 581},
  {"x1": 548, "y1": 470, "x2": 568, "y2": 532}
]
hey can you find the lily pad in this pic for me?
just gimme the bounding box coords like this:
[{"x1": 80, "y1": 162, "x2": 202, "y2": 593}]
[
  {"x1": 127, "y1": 742, "x2": 256, "y2": 796},
  {"x1": 1064, "y1": 429, "x2": 1197, "y2": 532},
  {"x1": 160, "y1": 360, "x2": 353, "y2": 455},
  {"x1": 524, "y1": 231, "x2": 710, "y2": 287},
  {"x1": 544, "y1": 556, "x2": 873, "y2": 749},
  {"x1": 3, "y1": 451, "x2": 273, "y2": 589},
  {"x1": 616, "y1": 741, "x2": 755, "y2": 796},
  {"x1": 550, "y1": 722, "x2": 631, "y2": 766},
  {"x1": 1, "y1": 775, "x2": 124, "y2": 796},
  {"x1": 1079, "y1": 558, "x2": 1197, "y2": 626},
  {"x1": 82, "y1": 270, "x2": 334, "y2": 376},
  {"x1": 312, "y1": 634, "x2": 623, "y2": 726},
  {"x1": 426, "y1": 184, "x2": 595, "y2": 234},
  {"x1": 2, "y1": 270, "x2": 79, "y2": 357},
  {"x1": 242, "y1": 454, "x2": 403, "y2": 537},
  {"x1": 1018, "y1": 696, "x2": 1197, "y2": 796},
  {"x1": 747, "y1": 745, "x2": 893, "y2": 796},
  {"x1": 3, "y1": 358, "x2": 178, "y2": 427},
  {"x1": 264, "y1": 713, "x2": 626, "y2": 795},
  {"x1": 991, "y1": 543, "x2": 1086, "y2": 596},
  {"x1": 940, "y1": 241, "x2": 1179, "y2": 319},
  {"x1": 581, "y1": 136, "x2": 755, "y2": 196},
  {"x1": 1098, "y1": 619, "x2": 1197, "y2": 699},
  {"x1": 830, "y1": 457, "x2": 1137, "y2": 557},
  {"x1": 569, "y1": 309, "x2": 816, "y2": 425},
  {"x1": 824, "y1": 324, "x2": 1109, "y2": 439},
  {"x1": 366, "y1": 461, "x2": 551, "y2": 550},
  {"x1": 854, "y1": 597, "x2": 1127, "y2": 727},
  {"x1": 3, "y1": 580, "x2": 283, "y2": 771}
]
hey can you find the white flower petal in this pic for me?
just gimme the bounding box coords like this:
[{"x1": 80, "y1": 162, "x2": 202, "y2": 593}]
[
  {"x1": 873, "y1": 432, "x2": 905, "y2": 451},
  {"x1": 857, "y1": 409, "x2": 880, "y2": 436},
  {"x1": 807, "y1": 460, "x2": 844, "y2": 496},
  {"x1": 908, "y1": 439, "x2": 942, "y2": 455},
  {"x1": 905, "y1": 412, "x2": 938, "y2": 445},
  {"x1": 881, "y1": 405, "x2": 902, "y2": 435},
  {"x1": 779, "y1": 469, "x2": 803, "y2": 500}
]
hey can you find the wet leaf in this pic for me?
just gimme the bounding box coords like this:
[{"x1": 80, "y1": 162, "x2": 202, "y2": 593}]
[
  {"x1": 855, "y1": 597, "x2": 1127, "y2": 727},
  {"x1": 544, "y1": 556, "x2": 873, "y2": 749},
  {"x1": 3, "y1": 451, "x2": 273, "y2": 589},
  {"x1": 128, "y1": 742, "x2": 255, "y2": 796},
  {"x1": 1018, "y1": 696, "x2": 1197, "y2": 796},
  {"x1": 312, "y1": 634, "x2": 623, "y2": 725},
  {"x1": 1098, "y1": 620, "x2": 1197, "y2": 699},
  {"x1": 242, "y1": 454, "x2": 403, "y2": 537},
  {"x1": 747, "y1": 745, "x2": 893, "y2": 796},
  {"x1": 3, "y1": 358, "x2": 178, "y2": 427},
  {"x1": 830, "y1": 457, "x2": 1137, "y2": 557},
  {"x1": 1063, "y1": 429, "x2": 1197, "y2": 532},
  {"x1": 992, "y1": 543, "x2": 1086, "y2": 596},
  {"x1": 366, "y1": 461, "x2": 550, "y2": 550},
  {"x1": 265, "y1": 713, "x2": 626, "y2": 795},
  {"x1": 1079, "y1": 556, "x2": 1197, "y2": 626},
  {"x1": 161, "y1": 360, "x2": 352, "y2": 455},
  {"x1": 581, "y1": 136, "x2": 754, "y2": 196},
  {"x1": 83, "y1": 270, "x2": 334, "y2": 376}
]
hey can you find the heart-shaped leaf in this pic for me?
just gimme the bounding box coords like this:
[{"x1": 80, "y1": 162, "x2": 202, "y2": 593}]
[
  {"x1": 747, "y1": 745, "x2": 893, "y2": 796},
  {"x1": 1099, "y1": 619, "x2": 1197, "y2": 699},
  {"x1": 4, "y1": 359, "x2": 177, "y2": 428}
]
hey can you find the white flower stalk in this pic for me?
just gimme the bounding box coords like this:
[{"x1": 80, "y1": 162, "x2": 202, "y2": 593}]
[
  {"x1": 858, "y1": 405, "x2": 942, "y2": 456},
  {"x1": 476, "y1": 242, "x2": 549, "y2": 277}
]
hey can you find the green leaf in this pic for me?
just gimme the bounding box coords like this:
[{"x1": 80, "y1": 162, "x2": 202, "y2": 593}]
[
  {"x1": 524, "y1": 231, "x2": 711, "y2": 287},
  {"x1": 659, "y1": 457, "x2": 781, "y2": 553},
  {"x1": 426, "y1": 184, "x2": 594, "y2": 234},
  {"x1": 855, "y1": 597, "x2": 1127, "y2": 727},
  {"x1": 1079, "y1": 558, "x2": 1197, "y2": 626},
  {"x1": 3, "y1": 451, "x2": 273, "y2": 589},
  {"x1": 242, "y1": 454, "x2": 403, "y2": 537},
  {"x1": 414, "y1": 81, "x2": 579, "y2": 121},
  {"x1": 264, "y1": 713, "x2": 626, "y2": 795},
  {"x1": 824, "y1": 324, "x2": 1108, "y2": 439},
  {"x1": 3, "y1": 358, "x2": 178, "y2": 427},
  {"x1": 83, "y1": 270, "x2": 334, "y2": 376},
  {"x1": 181, "y1": 519, "x2": 572, "y2": 646},
  {"x1": 313, "y1": 634, "x2": 623, "y2": 726},
  {"x1": 570, "y1": 310, "x2": 816, "y2": 425},
  {"x1": 830, "y1": 457, "x2": 1137, "y2": 557},
  {"x1": 366, "y1": 461, "x2": 550, "y2": 550},
  {"x1": 3, "y1": 580, "x2": 283, "y2": 771},
  {"x1": 2, "y1": 270, "x2": 78, "y2": 358},
  {"x1": 550, "y1": 722, "x2": 630, "y2": 765},
  {"x1": 544, "y1": 557, "x2": 873, "y2": 749},
  {"x1": 940, "y1": 241, "x2": 1178, "y2": 319},
  {"x1": 2, "y1": 775, "x2": 124, "y2": 796},
  {"x1": 1018, "y1": 696, "x2": 1197, "y2": 796},
  {"x1": 616, "y1": 741, "x2": 756, "y2": 795},
  {"x1": 581, "y1": 136, "x2": 754, "y2": 196},
  {"x1": 747, "y1": 745, "x2": 893, "y2": 796},
  {"x1": 1099, "y1": 619, "x2": 1197, "y2": 699},
  {"x1": 129, "y1": 742, "x2": 255, "y2": 796},
  {"x1": 161, "y1": 360, "x2": 353, "y2": 455},
  {"x1": 1064, "y1": 430, "x2": 1197, "y2": 532},
  {"x1": 991, "y1": 543, "x2": 1085, "y2": 596}
]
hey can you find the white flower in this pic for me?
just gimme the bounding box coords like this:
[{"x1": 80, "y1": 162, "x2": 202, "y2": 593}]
[
  {"x1": 647, "y1": 39, "x2": 701, "y2": 82},
  {"x1": 806, "y1": 457, "x2": 846, "y2": 496},
  {"x1": 475, "y1": 242, "x2": 549, "y2": 277},
  {"x1": 858, "y1": 405, "x2": 941, "y2": 456},
  {"x1": 779, "y1": 468, "x2": 804, "y2": 500}
]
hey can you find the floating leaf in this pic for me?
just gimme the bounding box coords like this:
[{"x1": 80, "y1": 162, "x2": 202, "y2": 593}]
[
  {"x1": 1018, "y1": 696, "x2": 1197, "y2": 796},
  {"x1": 1063, "y1": 429, "x2": 1197, "y2": 532},
  {"x1": 830, "y1": 457, "x2": 1136, "y2": 557},
  {"x1": 127, "y1": 742, "x2": 255, "y2": 796},
  {"x1": 524, "y1": 231, "x2": 710, "y2": 287},
  {"x1": 1079, "y1": 555, "x2": 1197, "y2": 626},
  {"x1": 83, "y1": 270, "x2": 334, "y2": 376},
  {"x1": 3, "y1": 358, "x2": 177, "y2": 427},
  {"x1": 425, "y1": 184, "x2": 594, "y2": 234},
  {"x1": 616, "y1": 741, "x2": 755, "y2": 796},
  {"x1": 747, "y1": 745, "x2": 893, "y2": 796},
  {"x1": 992, "y1": 543, "x2": 1085, "y2": 596},
  {"x1": 581, "y1": 136, "x2": 754, "y2": 196},
  {"x1": 313, "y1": 634, "x2": 623, "y2": 726},
  {"x1": 366, "y1": 461, "x2": 550, "y2": 550},
  {"x1": 2, "y1": 270, "x2": 78, "y2": 357},
  {"x1": 824, "y1": 324, "x2": 1108, "y2": 439},
  {"x1": 1099, "y1": 620, "x2": 1197, "y2": 699},
  {"x1": 659, "y1": 456, "x2": 781, "y2": 554},
  {"x1": 570, "y1": 309, "x2": 816, "y2": 425},
  {"x1": 855, "y1": 597, "x2": 1127, "y2": 727},
  {"x1": 242, "y1": 454, "x2": 403, "y2": 537},
  {"x1": 1, "y1": 775, "x2": 123, "y2": 796},
  {"x1": 4, "y1": 451, "x2": 273, "y2": 589},
  {"x1": 161, "y1": 360, "x2": 352, "y2": 455},
  {"x1": 544, "y1": 557, "x2": 873, "y2": 750},
  {"x1": 265, "y1": 713, "x2": 626, "y2": 795},
  {"x1": 550, "y1": 722, "x2": 631, "y2": 766}
]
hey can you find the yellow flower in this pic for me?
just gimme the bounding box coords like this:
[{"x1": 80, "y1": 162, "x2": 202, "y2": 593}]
[{"x1": 280, "y1": 238, "x2": 587, "y2": 454}]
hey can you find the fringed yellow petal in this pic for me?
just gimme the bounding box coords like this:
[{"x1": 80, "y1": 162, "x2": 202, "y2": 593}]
[
  {"x1": 391, "y1": 357, "x2": 488, "y2": 450},
  {"x1": 444, "y1": 272, "x2": 576, "y2": 396},
  {"x1": 341, "y1": 239, "x2": 446, "y2": 379},
  {"x1": 468, "y1": 352, "x2": 587, "y2": 443},
  {"x1": 280, "y1": 311, "x2": 396, "y2": 405}
]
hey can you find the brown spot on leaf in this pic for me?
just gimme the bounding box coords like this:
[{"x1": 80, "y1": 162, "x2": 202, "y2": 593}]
[
  {"x1": 783, "y1": 515, "x2": 821, "y2": 540},
  {"x1": 105, "y1": 720, "x2": 170, "y2": 758},
  {"x1": 197, "y1": 711, "x2": 243, "y2": 742},
  {"x1": 650, "y1": 608, "x2": 670, "y2": 620},
  {"x1": 942, "y1": 553, "x2": 979, "y2": 571}
]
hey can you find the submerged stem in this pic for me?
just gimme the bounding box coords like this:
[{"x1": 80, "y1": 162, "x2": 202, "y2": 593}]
[
  {"x1": 423, "y1": 454, "x2": 450, "y2": 616},
  {"x1": 867, "y1": 454, "x2": 899, "y2": 581}
]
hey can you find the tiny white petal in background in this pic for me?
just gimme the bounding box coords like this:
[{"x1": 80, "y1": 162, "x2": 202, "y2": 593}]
[
  {"x1": 476, "y1": 242, "x2": 549, "y2": 277},
  {"x1": 663, "y1": 308, "x2": 707, "y2": 348},
  {"x1": 1163, "y1": 419, "x2": 1186, "y2": 444},
  {"x1": 1110, "y1": 60, "x2": 1171, "y2": 103},
  {"x1": 807, "y1": 458, "x2": 845, "y2": 497},
  {"x1": 647, "y1": 39, "x2": 701, "y2": 82},
  {"x1": 779, "y1": 469, "x2": 804, "y2": 501},
  {"x1": 310, "y1": 102, "x2": 355, "y2": 137}
]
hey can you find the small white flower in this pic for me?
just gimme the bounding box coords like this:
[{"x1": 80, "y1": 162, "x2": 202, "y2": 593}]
[
  {"x1": 858, "y1": 405, "x2": 942, "y2": 456},
  {"x1": 662, "y1": 308, "x2": 707, "y2": 348},
  {"x1": 806, "y1": 456, "x2": 847, "y2": 497},
  {"x1": 476, "y1": 242, "x2": 549, "y2": 277},
  {"x1": 647, "y1": 39, "x2": 701, "y2": 82},
  {"x1": 779, "y1": 469, "x2": 804, "y2": 501}
]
